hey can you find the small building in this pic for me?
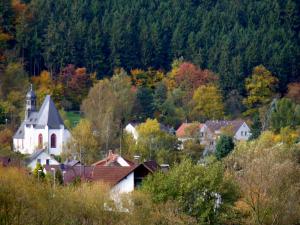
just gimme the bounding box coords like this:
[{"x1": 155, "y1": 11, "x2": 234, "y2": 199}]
[
  {"x1": 13, "y1": 85, "x2": 71, "y2": 155},
  {"x1": 26, "y1": 149, "x2": 60, "y2": 170}
]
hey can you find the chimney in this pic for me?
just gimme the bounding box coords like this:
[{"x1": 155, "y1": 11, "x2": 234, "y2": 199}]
[
  {"x1": 160, "y1": 164, "x2": 170, "y2": 173},
  {"x1": 133, "y1": 155, "x2": 141, "y2": 164}
]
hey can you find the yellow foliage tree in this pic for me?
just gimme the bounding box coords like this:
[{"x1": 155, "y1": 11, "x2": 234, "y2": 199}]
[
  {"x1": 32, "y1": 70, "x2": 63, "y2": 107},
  {"x1": 64, "y1": 119, "x2": 100, "y2": 164},
  {"x1": 243, "y1": 65, "x2": 278, "y2": 116},
  {"x1": 191, "y1": 85, "x2": 224, "y2": 121}
]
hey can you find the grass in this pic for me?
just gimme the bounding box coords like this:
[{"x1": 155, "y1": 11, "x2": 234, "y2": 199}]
[{"x1": 65, "y1": 111, "x2": 81, "y2": 128}]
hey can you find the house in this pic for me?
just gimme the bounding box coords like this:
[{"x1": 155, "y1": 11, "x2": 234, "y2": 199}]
[
  {"x1": 13, "y1": 85, "x2": 71, "y2": 155},
  {"x1": 26, "y1": 149, "x2": 60, "y2": 170},
  {"x1": 176, "y1": 122, "x2": 204, "y2": 143},
  {"x1": 125, "y1": 122, "x2": 175, "y2": 141},
  {"x1": 43, "y1": 151, "x2": 158, "y2": 193},
  {"x1": 92, "y1": 150, "x2": 135, "y2": 167},
  {"x1": 176, "y1": 120, "x2": 251, "y2": 154},
  {"x1": 200, "y1": 120, "x2": 251, "y2": 153},
  {"x1": 125, "y1": 123, "x2": 139, "y2": 140}
]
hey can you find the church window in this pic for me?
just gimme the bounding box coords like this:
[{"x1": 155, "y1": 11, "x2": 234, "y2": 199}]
[
  {"x1": 51, "y1": 134, "x2": 56, "y2": 148},
  {"x1": 38, "y1": 134, "x2": 43, "y2": 148}
]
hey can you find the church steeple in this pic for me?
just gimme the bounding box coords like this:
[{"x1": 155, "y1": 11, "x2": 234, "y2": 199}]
[{"x1": 25, "y1": 84, "x2": 37, "y2": 119}]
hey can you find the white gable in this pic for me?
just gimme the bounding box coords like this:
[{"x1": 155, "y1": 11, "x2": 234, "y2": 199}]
[{"x1": 234, "y1": 122, "x2": 251, "y2": 141}]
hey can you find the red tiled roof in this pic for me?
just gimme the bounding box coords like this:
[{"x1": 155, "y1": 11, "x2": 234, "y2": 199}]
[
  {"x1": 176, "y1": 123, "x2": 203, "y2": 138},
  {"x1": 91, "y1": 165, "x2": 138, "y2": 186}
]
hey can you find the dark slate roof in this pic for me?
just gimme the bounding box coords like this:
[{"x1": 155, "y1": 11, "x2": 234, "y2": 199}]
[
  {"x1": 36, "y1": 95, "x2": 64, "y2": 129},
  {"x1": 13, "y1": 121, "x2": 25, "y2": 139},
  {"x1": 205, "y1": 120, "x2": 245, "y2": 133},
  {"x1": 14, "y1": 95, "x2": 65, "y2": 138},
  {"x1": 143, "y1": 160, "x2": 160, "y2": 172},
  {"x1": 27, "y1": 149, "x2": 45, "y2": 162}
]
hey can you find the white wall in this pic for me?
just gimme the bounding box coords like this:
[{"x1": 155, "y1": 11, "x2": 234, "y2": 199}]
[
  {"x1": 125, "y1": 124, "x2": 138, "y2": 140},
  {"x1": 27, "y1": 151, "x2": 59, "y2": 170},
  {"x1": 234, "y1": 122, "x2": 251, "y2": 141},
  {"x1": 14, "y1": 124, "x2": 71, "y2": 155},
  {"x1": 111, "y1": 172, "x2": 134, "y2": 194}
]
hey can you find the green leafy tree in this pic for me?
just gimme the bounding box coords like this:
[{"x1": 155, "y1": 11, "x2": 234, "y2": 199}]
[
  {"x1": 215, "y1": 135, "x2": 235, "y2": 160},
  {"x1": 142, "y1": 158, "x2": 239, "y2": 224},
  {"x1": 33, "y1": 163, "x2": 45, "y2": 180},
  {"x1": 270, "y1": 98, "x2": 300, "y2": 132}
]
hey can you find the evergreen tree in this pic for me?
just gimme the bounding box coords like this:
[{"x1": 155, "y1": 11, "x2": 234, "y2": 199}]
[{"x1": 215, "y1": 135, "x2": 234, "y2": 160}]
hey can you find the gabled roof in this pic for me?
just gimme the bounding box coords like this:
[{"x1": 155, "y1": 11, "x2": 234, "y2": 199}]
[
  {"x1": 143, "y1": 160, "x2": 160, "y2": 172},
  {"x1": 176, "y1": 123, "x2": 203, "y2": 138},
  {"x1": 205, "y1": 120, "x2": 245, "y2": 134},
  {"x1": 92, "y1": 151, "x2": 135, "y2": 167},
  {"x1": 36, "y1": 95, "x2": 64, "y2": 129},
  {"x1": 14, "y1": 95, "x2": 65, "y2": 139},
  {"x1": 13, "y1": 121, "x2": 25, "y2": 139}
]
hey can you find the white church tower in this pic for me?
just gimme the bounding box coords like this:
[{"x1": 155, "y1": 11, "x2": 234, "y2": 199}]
[{"x1": 13, "y1": 85, "x2": 71, "y2": 155}]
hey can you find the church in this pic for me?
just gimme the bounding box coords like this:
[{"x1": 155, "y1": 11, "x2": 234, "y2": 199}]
[{"x1": 13, "y1": 86, "x2": 71, "y2": 155}]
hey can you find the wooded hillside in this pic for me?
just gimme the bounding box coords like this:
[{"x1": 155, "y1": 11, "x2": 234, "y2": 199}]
[{"x1": 1, "y1": 0, "x2": 299, "y2": 96}]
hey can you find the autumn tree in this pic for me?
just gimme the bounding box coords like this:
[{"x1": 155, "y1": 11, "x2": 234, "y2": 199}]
[
  {"x1": 286, "y1": 82, "x2": 300, "y2": 104},
  {"x1": 128, "y1": 119, "x2": 179, "y2": 164},
  {"x1": 226, "y1": 132, "x2": 300, "y2": 225},
  {"x1": 58, "y1": 65, "x2": 94, "y2": 110},
  {"x1": 243, "y1": 65, "x2": 278, "y2": 116},
  {"x1": 191, "y1": 85, "x2": 224, "y2": 121},
  {"x1": 64, "y1": 119, "x2": 100, "y2": 164},
  {"x1": 81, "y1": 70, "x2": 135, "y2": 153},
  {"x1": 32, "y1": 70, "x2": 63, "y2": 107}
]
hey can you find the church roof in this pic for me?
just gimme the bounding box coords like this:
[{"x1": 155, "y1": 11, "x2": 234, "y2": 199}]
[
  {"x1": 36, "y1": 95, "x2": 64, "y2": 129},
  {"x1": 13, "y1": 95, "x2": 65, "y2": 139}
]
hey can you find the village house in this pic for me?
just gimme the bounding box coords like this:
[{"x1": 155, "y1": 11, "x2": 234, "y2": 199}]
[
  {"x1": 44, "y1": 151, "x2": 158, "y2": 193},
  {"x1": 125, "y1": 122, "x2": 175, "y2": 141},
  {"x1": 176, "y1": 120, "x2": 251, "y2": 154},
  {"x1": 13, "y1": 85, "x2": 71, "y2": 155}
]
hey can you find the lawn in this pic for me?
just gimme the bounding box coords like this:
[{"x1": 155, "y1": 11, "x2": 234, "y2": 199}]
[{"x1": 65, "y1": 111, "x2": 81, "y2": 128}]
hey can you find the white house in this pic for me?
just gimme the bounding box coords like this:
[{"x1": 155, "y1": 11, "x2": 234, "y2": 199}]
[
  {"x1": 26, "y1": 149, "x2": 60, "y2": 170},
  {"x1": 201, "y1": 120, "x2": 251, "y2": 153},
  {"x1": 13, "y1": 85, "x2": 71, "y2": 155},
  {"x1": 125, "y1": 123, "x2": 139, "y2": 140}
]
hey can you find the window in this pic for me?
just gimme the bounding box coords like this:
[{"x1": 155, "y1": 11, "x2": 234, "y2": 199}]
[
  {"x1": 241, "y1": 131, "x2": 244, "y2": 136},
  {"x1": 200, "y1": 132, "x2": 204, "y2": 137},
  {"x1": 38, "y1": 134, "x2": 43, "y2": 148},
  {"x1": 245, "y1": 131, "x2": 247, "y2": 136},
  {"x1": 51, "y1": 134, "x2": 56, "y2": 148},
  {"x1": 37, "y1": 158, "x2": 41, "y2": 164},
  {"x1": 46, "y1": 159, "x2": 50, "y2": 165}
]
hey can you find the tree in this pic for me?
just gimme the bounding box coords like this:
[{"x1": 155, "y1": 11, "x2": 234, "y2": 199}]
[
  {"x1": 64, "y1": 119, "x2": 100, "y2": 165},
  {"x1": 215, "y1": 135, "x2": 234, "y2": 160},
  {"x1": 82, "y1": 70, "x2": 136, "y2": 152},
  {"x1": 191, "y1": 85, "x2": 224, "y2": 121},
  {"x1": 243, "y1": 65, "x2": 278, "y2": 116},
  {"x1": 142, "y1": 158, "x2": 239, "y2": 224},
  {"x1": 250, "y1": 112, "x2": 262, "y2": 140},
  {"x1": 129, "y1": 119, "x2": 179, "y2": 164},
  {"x1": 226, "y1": 132, "x2": 300, "y2": 225},
  {"x1": 173, "y1": 62, "x2": 217, "y2": 103},
  {"x1": 33, "y1": 163, "x2": 45, "y2": 180},
  {"x1": 270, "y1": 98, "x2": 300, "y2": 132},
  {"x1": 286, "y1": 82, "x2": 300, "y2": 104}
]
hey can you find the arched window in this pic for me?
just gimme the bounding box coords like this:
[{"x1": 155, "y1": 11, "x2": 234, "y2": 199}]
[
  {"x1": 51, "y1": 134, "x2": 56, "y2": 148},
  {"x1": 38, "y1": 134, "x2": 43, "y2": 148}
]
